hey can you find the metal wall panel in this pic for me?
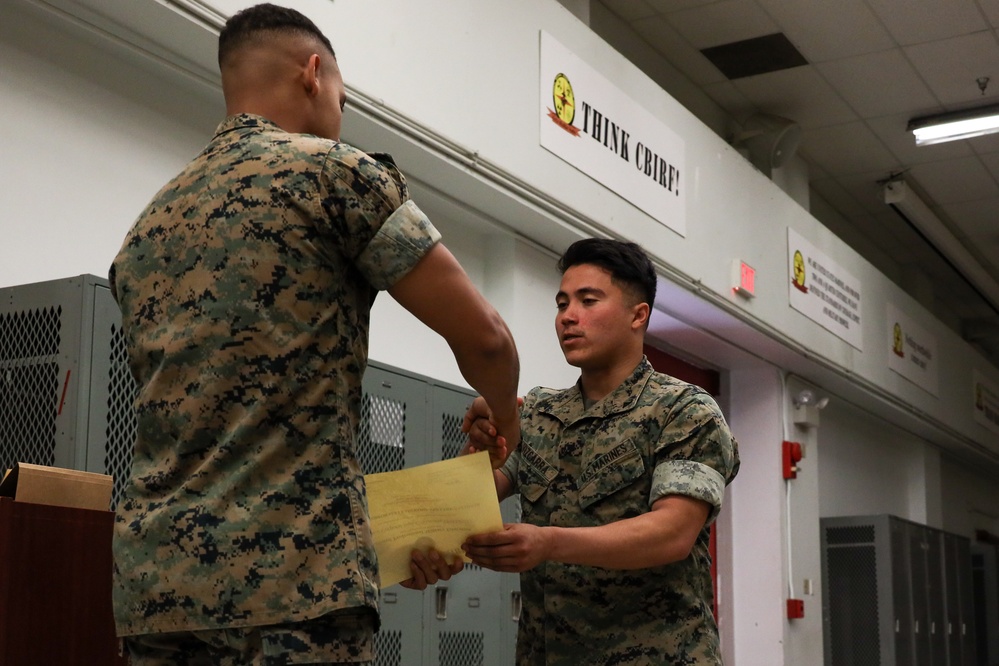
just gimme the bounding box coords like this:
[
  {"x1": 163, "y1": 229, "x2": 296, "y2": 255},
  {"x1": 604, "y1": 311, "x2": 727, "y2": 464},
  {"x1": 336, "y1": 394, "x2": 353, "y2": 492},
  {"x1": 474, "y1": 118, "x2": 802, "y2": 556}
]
[
  {"x1": 970, "y1": 544, "x2": 999, "y2": 666},
  {"x1": 429, "y1": 384, "x2": 500, "y2": 666},
  {"x1": 87, "y1": 284, "x2": 137, "y2": 508},
  {"x1": 822, "y1": 515, "x2": 978, "y2": 666},
  {"x1": 942, "y1": 532, "x2": 980, "y2": 666},
  {"x1": 360, "y1": 364, "x2": 518, "y2": 666},
  {"x1": 822, "y1": 517, "x2": 885, "y2": 665},
  {"x1": 909, "y1": 523, "x2": 932, "y2": 664},
  {"x1": 498, "y1": 495, "x2": 521, "y2": 666},
  {"x1": 953, "y1": 538, "x2": 979, "y2": 666},
  {"x1": 0, "y1": 274, "x2": 129, "y2": 502},
  {"x1": 361, "y1": 365, "x2": 429, "y2": 666},
  {"x1": 925, "y1": 526, "x2": 948, "y2": 665},
  {"x1": 1, "y1": 275, "x2": 87, "y2": 472},
  {"x1": 890, "y1": 518, "x2": 914, "y2": 666}
]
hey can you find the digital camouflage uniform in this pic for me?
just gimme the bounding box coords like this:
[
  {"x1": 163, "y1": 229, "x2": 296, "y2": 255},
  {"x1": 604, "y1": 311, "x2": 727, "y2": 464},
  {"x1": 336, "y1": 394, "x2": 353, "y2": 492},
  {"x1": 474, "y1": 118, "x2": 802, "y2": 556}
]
[
  {"x1": 500, "y1": 358, "x2": 740, "y2": 665},
  {"x1": 109, "y1": 114, "x2": 440, "y2": 654}
]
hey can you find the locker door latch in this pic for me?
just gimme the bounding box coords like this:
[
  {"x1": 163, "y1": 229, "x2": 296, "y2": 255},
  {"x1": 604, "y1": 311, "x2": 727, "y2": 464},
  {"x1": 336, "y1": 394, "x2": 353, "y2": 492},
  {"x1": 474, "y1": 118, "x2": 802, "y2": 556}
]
[{"x1": 435, "y1": 587, "x2": 448, "y2": 620}]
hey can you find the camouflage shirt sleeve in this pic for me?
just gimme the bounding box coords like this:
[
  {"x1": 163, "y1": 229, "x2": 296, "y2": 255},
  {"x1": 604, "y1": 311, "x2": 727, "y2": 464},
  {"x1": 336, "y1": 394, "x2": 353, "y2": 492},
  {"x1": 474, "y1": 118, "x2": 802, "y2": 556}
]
[
  {"x1": 499, "y1": 442, "x2": 522, "y2": 492},
  {"x1": 318, "y1": 147, "x2": 440, "y2": 289},
  {"x1": 649, "y1": 389, "x2": 739, "y2": 525}
]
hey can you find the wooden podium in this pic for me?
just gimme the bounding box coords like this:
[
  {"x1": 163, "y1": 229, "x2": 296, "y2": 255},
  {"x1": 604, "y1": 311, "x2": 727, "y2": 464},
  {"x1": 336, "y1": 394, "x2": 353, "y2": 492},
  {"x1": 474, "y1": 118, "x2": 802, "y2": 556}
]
[{"x1": 0, "y1": 497, "x2": 126, "y2": 665}]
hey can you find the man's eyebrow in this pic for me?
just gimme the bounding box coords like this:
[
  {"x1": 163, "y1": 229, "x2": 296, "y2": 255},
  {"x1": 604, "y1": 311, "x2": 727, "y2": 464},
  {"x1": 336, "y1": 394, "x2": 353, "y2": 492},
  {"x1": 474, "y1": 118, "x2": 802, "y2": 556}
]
[{"x1": 555, "y1": 287, "x2": 605, "y2": 301}]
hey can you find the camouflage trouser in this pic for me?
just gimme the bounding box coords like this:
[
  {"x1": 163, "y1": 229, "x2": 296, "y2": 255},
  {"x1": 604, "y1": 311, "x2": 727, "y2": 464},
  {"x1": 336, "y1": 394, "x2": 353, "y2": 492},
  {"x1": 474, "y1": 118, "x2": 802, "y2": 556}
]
[{"x1": 123, "y1": 609, "x2": 376, "y2": 665}]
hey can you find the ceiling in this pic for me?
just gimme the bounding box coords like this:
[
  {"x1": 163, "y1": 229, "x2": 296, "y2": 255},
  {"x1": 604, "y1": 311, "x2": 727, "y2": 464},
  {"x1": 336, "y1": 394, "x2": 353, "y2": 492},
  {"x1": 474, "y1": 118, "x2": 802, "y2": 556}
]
[{"x1": 591, "y1": 0, "x2": 999, "y2": 367}]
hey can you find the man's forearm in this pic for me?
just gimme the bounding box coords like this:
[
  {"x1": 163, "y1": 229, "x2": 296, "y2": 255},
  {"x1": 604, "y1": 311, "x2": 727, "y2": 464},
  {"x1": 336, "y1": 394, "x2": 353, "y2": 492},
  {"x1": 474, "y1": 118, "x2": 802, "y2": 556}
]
[
  {"x1": 450, "y1": 317, "x2": 520, "y2": 448},
  {"x1": 545, "y1": 495, "x2": 709, "y2": 569}
]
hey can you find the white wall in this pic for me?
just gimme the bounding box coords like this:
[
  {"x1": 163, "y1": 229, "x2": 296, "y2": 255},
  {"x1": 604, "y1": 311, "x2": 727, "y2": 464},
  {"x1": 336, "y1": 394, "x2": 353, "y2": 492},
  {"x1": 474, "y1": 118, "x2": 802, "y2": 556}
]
[
  {"x1": 725, "y1": 367, "x2": 788, "y2": 665},
  {"x1": 818, "y1": 393, "x2": 942, "y2": 524},
  {"x1": 940, "y1": 457, "x2": 999, "y2": 540},
  {"x1": 782, "y1": 376, "x2": 825, "y2": 666},
  {"x1": 723, "y1": 371, "x2": 825, "y2": 666},
  {"x1": 0, "y1": 0, "x2": 220, "y2": 289},
  {"x1": 815, "y1": 382, "x2": 985, "y2": 535}
]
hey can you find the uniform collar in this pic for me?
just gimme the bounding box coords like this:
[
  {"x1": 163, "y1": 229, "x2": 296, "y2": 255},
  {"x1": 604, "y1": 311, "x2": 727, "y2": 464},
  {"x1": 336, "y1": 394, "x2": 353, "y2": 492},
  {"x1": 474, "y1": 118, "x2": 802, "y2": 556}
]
[
  {"x1": 213, "y1": 113, "x2": 282, "y2": 138},
  {"x1": 537, "y1": 357, "x2": 654, "y2": 427}
]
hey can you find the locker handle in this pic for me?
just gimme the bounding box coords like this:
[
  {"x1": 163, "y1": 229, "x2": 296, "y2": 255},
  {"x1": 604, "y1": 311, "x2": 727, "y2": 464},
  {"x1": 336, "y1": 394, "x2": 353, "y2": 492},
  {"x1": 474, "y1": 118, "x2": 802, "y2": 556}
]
[
  {"x1": 383, "y1": 592, "x2": 398, "y2": 605},
  {"x1": 511, "y1": 590, "x2": 522, "y2": 622},
  {"x1": 914, "y1": 620, "x2": 920, "y2": 634},
  {"x1": 435, "y1": 587, "x2": 448, "y2": 620}
]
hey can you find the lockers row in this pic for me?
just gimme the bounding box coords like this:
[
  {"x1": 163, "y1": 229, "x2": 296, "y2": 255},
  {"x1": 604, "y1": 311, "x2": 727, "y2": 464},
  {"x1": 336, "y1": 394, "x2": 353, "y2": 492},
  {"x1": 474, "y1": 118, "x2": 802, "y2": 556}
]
[{"x1": 821, "y1": 514, "x2": 977, "y2": 666}]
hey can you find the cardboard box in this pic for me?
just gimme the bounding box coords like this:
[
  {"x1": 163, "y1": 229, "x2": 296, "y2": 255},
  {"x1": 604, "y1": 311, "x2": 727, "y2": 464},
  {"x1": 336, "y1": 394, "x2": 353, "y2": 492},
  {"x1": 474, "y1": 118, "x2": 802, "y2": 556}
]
[{"x1": 0, "y1": 462, "x2": 112, "y2": 512}]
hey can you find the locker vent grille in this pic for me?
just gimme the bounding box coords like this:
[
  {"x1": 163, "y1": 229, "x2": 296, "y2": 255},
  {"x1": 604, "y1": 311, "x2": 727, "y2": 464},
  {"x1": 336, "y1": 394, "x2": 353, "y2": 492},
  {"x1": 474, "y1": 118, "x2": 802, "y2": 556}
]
[
  {"x1": 827, "y1": 544, "x2": 880, "y2": 665},
  {"x1": 827, "y1": 525, "x2": 875, "y2": 545},
  {"x1": 359, "y1": 394, "x2": 406, "y2": 473},
  {"x1": 373, "y1": 629, "x2": 402, "y2": 666},
  {"x1": 439, "y1": 631, "x2": 484, "y2": 666},
  {"x1": 440, "y1": 412, "x2": 464, "y2": 460},
  {"x1": 0, "y1": 307, "x2": 61, "y2": 469},
  {"x1": 104, "y1": 323, "x2": 137, "y2": 509}
]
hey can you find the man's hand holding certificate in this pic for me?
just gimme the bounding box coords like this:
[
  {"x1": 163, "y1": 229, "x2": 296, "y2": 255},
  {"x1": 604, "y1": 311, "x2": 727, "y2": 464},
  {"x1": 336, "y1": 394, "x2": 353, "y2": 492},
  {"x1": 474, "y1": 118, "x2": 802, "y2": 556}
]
[{"x1": 365, "y1": 451, "x2": 504, "y2": 588}]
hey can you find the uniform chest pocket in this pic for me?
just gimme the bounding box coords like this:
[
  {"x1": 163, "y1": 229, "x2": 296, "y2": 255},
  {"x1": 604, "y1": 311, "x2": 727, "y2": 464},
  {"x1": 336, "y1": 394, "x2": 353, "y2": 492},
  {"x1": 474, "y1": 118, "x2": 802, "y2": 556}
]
[
  {"x1": 577, "y1": 439, "x2": 646, "y2": 510},
  {"x1": 516, "y1": 443, "x2": 558, "y2": 504}
]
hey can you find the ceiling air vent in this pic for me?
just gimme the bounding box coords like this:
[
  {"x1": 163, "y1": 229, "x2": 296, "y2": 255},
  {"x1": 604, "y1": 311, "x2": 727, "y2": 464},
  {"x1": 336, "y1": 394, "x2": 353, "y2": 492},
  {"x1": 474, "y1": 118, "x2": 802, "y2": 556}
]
[{"x1": 701, "y1": 33, "x2": 808, "y2": 80}]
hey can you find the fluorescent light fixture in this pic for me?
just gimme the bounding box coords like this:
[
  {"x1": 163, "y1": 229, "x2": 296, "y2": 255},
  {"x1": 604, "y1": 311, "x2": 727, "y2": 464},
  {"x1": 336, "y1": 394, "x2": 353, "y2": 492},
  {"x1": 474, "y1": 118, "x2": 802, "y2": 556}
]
[
  {"x1": 883, "y1": 179, "x2": 999, "y2": 313},
  {"x1": 908, "y1": 103, "x2": 999, "y2": 145}
]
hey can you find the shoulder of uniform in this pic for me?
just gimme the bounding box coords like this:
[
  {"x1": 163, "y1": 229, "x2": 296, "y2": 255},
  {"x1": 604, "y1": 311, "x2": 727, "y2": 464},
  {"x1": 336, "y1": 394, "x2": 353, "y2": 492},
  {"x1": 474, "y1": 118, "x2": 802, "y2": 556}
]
[{"x1": 643, "y1": 372, "x2": 718, "y2": 411}]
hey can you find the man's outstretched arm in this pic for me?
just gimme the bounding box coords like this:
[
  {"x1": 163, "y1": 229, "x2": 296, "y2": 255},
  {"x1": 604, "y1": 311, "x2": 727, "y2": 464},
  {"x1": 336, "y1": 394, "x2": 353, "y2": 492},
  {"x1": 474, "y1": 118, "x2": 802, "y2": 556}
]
[
  {"x1": 462, "y1": 495, "x2": 709, "y2": 572},
  {"x1": 389, "y1": 243, "x2": 520, "y2": 464}
]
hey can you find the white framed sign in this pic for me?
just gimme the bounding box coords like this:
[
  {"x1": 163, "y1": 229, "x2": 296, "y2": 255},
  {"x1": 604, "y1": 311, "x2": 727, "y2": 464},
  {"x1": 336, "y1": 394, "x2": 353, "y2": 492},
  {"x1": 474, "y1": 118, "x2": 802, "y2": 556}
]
[
  {"x1": 539, "y1": 31, "x2": 686, "y2": 236},
  {"x1": 973, "y1": 370, "x2": 999, "y2": 435},
  {"x1": 787, "y1": 228, "x2": 863, "y2": 350},
  {"x1": 886, "y1": 302, "x2": 938, "y2": 396}
]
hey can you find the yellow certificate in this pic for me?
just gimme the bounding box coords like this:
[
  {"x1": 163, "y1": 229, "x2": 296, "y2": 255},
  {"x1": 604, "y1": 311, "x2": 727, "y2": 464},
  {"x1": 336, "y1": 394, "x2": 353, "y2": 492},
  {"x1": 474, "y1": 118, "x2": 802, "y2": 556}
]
[{"x1": 365, "y1": 451, "x2": 503, "y2": 588}]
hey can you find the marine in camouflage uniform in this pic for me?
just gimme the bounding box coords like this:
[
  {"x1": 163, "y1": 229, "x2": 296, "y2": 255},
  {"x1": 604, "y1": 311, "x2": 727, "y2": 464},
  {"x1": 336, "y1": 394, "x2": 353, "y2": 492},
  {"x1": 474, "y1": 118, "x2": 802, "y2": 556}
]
[
  {"x1": 501, "y1": 358, "x2": 739, "y2": 664},
  {"x1": 110, "y1": 112, "x2": 436, "y2": 655},
  {"x1": 462, "y1": 238, "x2": 739, "y2": 665},
  {"x1": 111, "y1": 6, "x2": 520, "y2": 661}
]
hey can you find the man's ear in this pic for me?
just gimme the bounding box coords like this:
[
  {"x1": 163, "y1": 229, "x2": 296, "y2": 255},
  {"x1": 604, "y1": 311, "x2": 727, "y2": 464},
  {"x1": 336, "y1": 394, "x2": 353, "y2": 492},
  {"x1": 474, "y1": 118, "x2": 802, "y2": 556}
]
[
  {"x1": 302, "y1": 53, "x2": 322, "y2": 96},
  {"x1": 632, "y1": 302, "x2": 651, "y2": 331}
]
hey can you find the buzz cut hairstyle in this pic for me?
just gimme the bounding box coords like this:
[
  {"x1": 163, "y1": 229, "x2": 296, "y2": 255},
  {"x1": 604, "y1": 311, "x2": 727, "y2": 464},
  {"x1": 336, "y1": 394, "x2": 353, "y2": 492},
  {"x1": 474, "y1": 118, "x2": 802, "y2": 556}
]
[
  {"x1": 557, "y1": 238, "x2": 657, "y2": 309},
  {"x1": 218, "y1": 3, "x2": 335, "y2": 68}
]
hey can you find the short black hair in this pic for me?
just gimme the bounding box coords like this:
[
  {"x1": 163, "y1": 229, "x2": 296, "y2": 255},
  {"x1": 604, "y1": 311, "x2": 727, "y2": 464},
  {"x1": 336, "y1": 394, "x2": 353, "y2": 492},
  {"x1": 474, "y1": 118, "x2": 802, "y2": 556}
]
[
  {"x1": 218, "y1": 3, "x2": 335, "y2": 67},
  {"x1": 557, "y1": 238, "x2": 657, "y2": 308}
]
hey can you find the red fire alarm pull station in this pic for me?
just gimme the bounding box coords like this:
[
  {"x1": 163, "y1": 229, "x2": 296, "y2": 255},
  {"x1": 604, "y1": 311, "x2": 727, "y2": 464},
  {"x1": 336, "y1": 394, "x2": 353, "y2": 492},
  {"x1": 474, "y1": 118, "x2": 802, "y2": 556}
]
[
  {"x1": 782, "y1": 440, "x2": 803, "y2": 479},
  {"x1": 787, "y1": 598, "x2": 804, "y2": 619}
]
